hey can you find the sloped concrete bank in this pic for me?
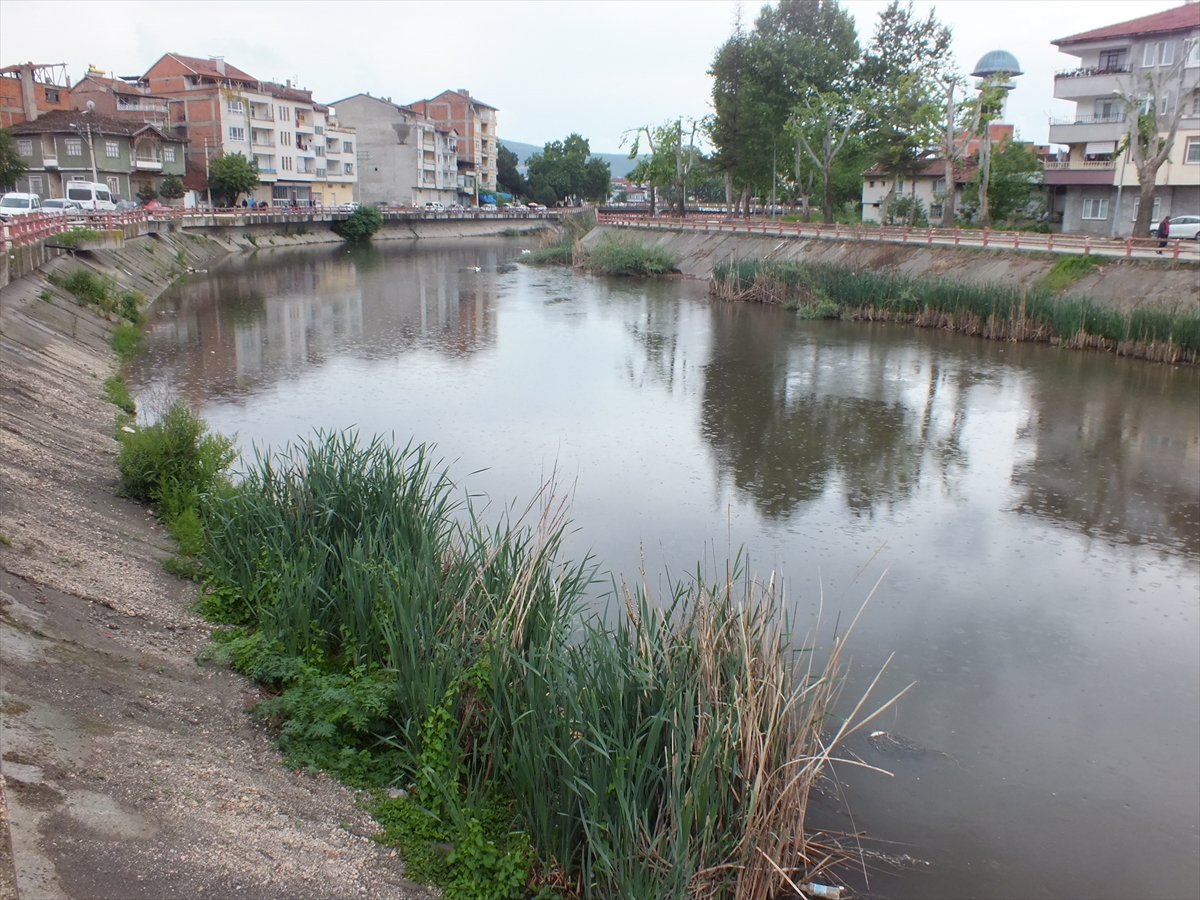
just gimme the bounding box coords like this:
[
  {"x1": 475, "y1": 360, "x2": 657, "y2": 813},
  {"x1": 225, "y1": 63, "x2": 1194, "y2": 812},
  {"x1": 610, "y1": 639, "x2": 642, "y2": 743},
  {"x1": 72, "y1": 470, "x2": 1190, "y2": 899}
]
[
  {"x1": 0, "y1": 232, "x2": 431, "y2": 897},
  {"x1": 194, "y1": 216, "x2": 549, "y2": 253},
  {"x1": 581, "y1": 224, "x2": 1200, "y2": 314}
]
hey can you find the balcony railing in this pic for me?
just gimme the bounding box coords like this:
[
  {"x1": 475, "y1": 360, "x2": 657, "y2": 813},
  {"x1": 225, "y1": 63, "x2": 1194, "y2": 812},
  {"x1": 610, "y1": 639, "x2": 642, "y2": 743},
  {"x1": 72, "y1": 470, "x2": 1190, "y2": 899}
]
[
  {"x1": 135, "y1": 156, "x2": 163, "y2": 171},
  {"x1": 1049, "y1": 113, "x2": 1125, "y2": 126},
  {"x1": 117, "y1": 99, "x2": 169, "y2": 112},
  {"x1": 43, "y1": 156, "x2": 58, "y2": 168},
  {"x1": 250, "y1": 109, "x2": 274, "y2": 122},
  {"x1": 1055, "y1": 64, "x2": 1132, "y2": 79},
  {"x1": 1044, "y1": 159, "x2": 1116, "y2": 170}
]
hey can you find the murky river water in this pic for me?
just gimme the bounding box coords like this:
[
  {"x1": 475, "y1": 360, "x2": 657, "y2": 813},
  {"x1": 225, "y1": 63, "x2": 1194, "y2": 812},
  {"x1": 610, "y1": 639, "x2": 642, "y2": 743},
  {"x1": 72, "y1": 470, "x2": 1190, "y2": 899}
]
[{"x1": 130, "y1": 238, "x2": 1200, "y2": 899}]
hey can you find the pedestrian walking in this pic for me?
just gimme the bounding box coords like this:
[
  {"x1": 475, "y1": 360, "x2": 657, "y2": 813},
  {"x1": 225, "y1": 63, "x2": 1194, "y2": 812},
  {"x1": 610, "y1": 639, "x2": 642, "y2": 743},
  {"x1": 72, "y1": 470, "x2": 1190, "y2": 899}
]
[{"x1": 1157, "y1": 215, "x2": 1170, "y2": 254}]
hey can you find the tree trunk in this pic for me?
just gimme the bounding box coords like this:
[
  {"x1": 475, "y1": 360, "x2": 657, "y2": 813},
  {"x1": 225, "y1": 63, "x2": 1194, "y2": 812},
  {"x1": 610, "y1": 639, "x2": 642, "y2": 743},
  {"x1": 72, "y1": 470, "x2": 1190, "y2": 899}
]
[
  {"x1": 978, "y1": 135, "x2": 992, "y2": 227},
  {"x1": 1132, "y1": 176, "x2": 1159, "y2": 238},
  {"x1": 822, "y1": 164, "x2": 834, "y2": 225},
  {"x1": 941, "y1": 156, "x2": 956, "y2": 227},
  {"x1": 649, "y1": 185, "x2": 657, "y2": 216},
  {"x1": 724, "y1": 171, "x2": 734, "y2": 219}
]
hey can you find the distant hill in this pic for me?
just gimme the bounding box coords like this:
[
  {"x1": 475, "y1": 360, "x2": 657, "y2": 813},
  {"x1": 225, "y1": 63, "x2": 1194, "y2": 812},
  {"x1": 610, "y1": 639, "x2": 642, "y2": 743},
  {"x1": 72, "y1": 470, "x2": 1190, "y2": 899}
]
[{"x1": 499, "y1": 139, "x2": 645, "y2": 178}]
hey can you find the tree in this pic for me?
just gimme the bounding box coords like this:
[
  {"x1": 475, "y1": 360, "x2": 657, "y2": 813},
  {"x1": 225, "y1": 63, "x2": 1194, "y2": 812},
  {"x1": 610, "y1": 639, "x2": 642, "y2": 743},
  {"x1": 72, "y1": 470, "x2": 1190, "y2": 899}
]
[
  {"x1": 861, "y1": 1, "x2": 953, "y2": 223},
  {"x1": 207, "y1": 152, "x2": 259, "y2": 207},
  {"x1": 965, "y1": 137, "x2": 1043, "y2": 225},
  {"x1": 1117, "y1": 56, "x2": 1192, "y2": 238},
  {"x1": 159, "y1": 173, "x2": 186, "y2": 202},
  {"x1": 931, "y1": 70, "x2": 969, "y2": 226},
  {"x1": 136, "y1": 182, "x2": 158, "y2": 204},
  {"x1": 525, "y1": 134, "x2": 611, "y2": 204},
  {"x1": 624, "y1": 118, "x2": 704, "y2": 216},
  {"x1": 963, "y1": 74, "x2": 1011, "y2": 226},
  {"x1": 0, "y1": 127, "x2": 28, "y2": 191},
  {"x1": 496, "y1": 143, "x2": 527, "y2": 199},
  {"x1": 331, "y1": 205, "x2": 384, "y2": 242},
  {"x1": 788, "y1": 88, "x2": 863, "y2": 223}
]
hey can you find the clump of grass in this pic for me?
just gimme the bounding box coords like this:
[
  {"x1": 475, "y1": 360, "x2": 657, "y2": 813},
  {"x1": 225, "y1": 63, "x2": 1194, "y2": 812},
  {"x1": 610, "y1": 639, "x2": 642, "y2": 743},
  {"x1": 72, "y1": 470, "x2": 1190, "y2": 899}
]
[
  {"x1": 112, "y1": 324, "x2": 143, "y2": 360},
  {"x1": 192, "y1": 430, "x2": 890, "y2": 898},
  {"x1": 522, "y1": 233, "x2": 575, "y2": 264},
  {"x1": 117, "y1": 400, "x2": 236, "y2": 556},
  {"x1": 103, "y1": 374, "x2": 136, "y2": 414},
  {"x1": 54, "y1": 226, "x2": 102, "y2": 249},
  {"x1": 712, "y1": 259, "x2": 1200, "y2": 363},
  {"x1": 581, "y1": 233, "x2": 677, "y2": 276},
  {"x1": 0, "y1": 533, "x2": 12, "y2": 547},
  {"x1": 1040, "y1": 254, "x2": 1099, "y2": 292},
  {"x1": 49, "y1": 267, "x2": 144, "y2": 325}
]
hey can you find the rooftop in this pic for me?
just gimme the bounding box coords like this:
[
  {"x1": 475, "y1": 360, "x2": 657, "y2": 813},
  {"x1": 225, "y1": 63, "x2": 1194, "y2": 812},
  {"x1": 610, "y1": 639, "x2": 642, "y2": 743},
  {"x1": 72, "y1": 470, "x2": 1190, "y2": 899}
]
[{"x1": 1053, "y1": 4, "x2": 1200, "y2": 46}]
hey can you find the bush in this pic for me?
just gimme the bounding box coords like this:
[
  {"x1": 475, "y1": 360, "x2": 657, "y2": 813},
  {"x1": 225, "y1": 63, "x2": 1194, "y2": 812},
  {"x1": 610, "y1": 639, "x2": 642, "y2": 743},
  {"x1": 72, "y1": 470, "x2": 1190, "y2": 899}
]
[
  {"x1": 112, "y1": 324, "x2": 143, "y2": 359},
  {"x1": 583, "y1": 233, "x2": 676, "y2": 276},
  {"x1": 103, "y1": 374, "x2": 136, "y2": 414},
  {"x1": 117, "y1": 400, "x2": 236, "y2": 543},
  {"x1": 1040, "y1": 254, "x2": 1099, "y2": 292},
  {"x1": 51, "y1": 268, "x2": 143, "y2": 324},
  {"x1": 55, "y1": 227, "x2": 102, "y2": 249},
  {"x1": 332, "y1": 205, "x2": 384, "y2": 242}
]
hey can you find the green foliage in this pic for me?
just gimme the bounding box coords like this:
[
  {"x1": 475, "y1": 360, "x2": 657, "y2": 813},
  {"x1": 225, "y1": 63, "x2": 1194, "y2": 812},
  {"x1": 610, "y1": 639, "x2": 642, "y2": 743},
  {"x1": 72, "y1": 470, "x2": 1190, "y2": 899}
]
[
  {"x1": 581, "y1": 234, "x2": 677, "y2": 276},
  {"x1": 0, "y1": 126, "x2": 27, "y2": 191},
  {"x1": 54, "y1": 227, "x2": 102, "y2": 249},
  {"x1": 135, "y1": 181, "x2": 158, "y2": 204},
  {"x1": 332, "y1": 205, "x2": 384, "y2": 243},
  {"x1": 713, "y1": 258, "x2": 1200, "y2": 358},
  {"x1": 496, "y1": 143, "x2": 528, "y2": 199},
  {"x1": 0, "y1": 533, "x2": 12, "y2": 548},
  {"x1": 522, "y1": 235, "x2": 574, "y2": 265},
  {"x1": 966, "y1": 138, "x2": 1044, "y2": 225},
  {"x1": 54, "y1": 268, "x2": 144, "y2": 325},
  {"x1": 1040, "y1": 255, "x2": 1099, "y2": 292},
  {"x1": 103, "y1": 374, "x2": 136, "y2": 414},
  {"x1": 111, "y1": 324, "x2": 143, "y2": 360},
  {"x1": 207, "y1": 152, "x2": 260, "y2": 207},
  {"x1": 158, "y1": 173, "x2": 186, "y2": 201},
  {"x1": 525, "y1": 134, "x2": 611, "y2": 204},
  {"x1": 116, "y1": 400, "x2": 236, "y2": 552}
]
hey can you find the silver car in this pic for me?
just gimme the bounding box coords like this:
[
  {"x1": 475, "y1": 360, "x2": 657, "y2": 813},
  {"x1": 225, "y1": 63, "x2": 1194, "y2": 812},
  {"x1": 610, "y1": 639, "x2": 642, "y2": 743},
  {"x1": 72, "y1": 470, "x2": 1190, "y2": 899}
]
[
  {"x1": 41, "y1": 198, "x2": 85, "y2": 219},
  {"x1": 1161, "y1": 215, "x2": 1200, "y2": 240}
]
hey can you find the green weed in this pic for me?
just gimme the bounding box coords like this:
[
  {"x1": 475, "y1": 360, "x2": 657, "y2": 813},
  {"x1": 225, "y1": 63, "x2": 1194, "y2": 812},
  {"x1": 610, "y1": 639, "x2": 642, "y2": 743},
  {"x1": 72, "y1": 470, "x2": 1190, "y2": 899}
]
[
  {"x1": 112, "y1": 325, "x2": 144, "y2": 360},
  {"x1": 103, "y1": 374, "x2": 136, "y2": 414},
  {"x1": 1041, "y1": 254, "x2": 1099, "y2": 292},
  {"x1": 54, "y1": 227, "x2": 102, "y2": 249}
]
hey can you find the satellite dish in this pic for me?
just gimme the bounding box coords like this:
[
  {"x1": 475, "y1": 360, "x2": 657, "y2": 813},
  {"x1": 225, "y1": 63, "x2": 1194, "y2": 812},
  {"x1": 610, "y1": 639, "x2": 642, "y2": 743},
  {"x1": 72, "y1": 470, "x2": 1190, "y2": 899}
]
[{"x1": 86, "y1": 100, "x2": 95, "y2": 110}]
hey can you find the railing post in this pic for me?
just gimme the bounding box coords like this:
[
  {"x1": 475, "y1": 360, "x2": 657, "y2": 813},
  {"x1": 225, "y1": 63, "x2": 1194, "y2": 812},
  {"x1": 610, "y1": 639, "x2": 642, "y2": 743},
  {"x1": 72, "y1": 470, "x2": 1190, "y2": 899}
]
[
  {"x1": 1084, "y1": 236, "x2": 1091, "y2": 255},
  {"x1": 1173, "y1": 239, "x2": 1180, "y2": 260},
  {"x1": 927, "y1": 226, "x2": 933, "y2": 244},
  {"x1": 879, "y1": 224, "x2": 885, "y2": 241},
  {"x1": 1048, "y1": 233, "x2": 1054, "y2": 251},
  {"x1": 1014, "y1": 231, "x2": 1020, "y2": 249},
  {"x1": 855, "y1": 222, "x2": 860, "y2": 240},
  {"x1": 955, "y1": 226, "x2": 960, "y2": 246},
  {"x1": 1125, "y1": 238, "x2": 1133, "y2": 258},
  {"x1": 982, "y1": 226, "x2": 989, "y2": 248},
  {"x1": 836, "y1": 223, "x2": 842, "y2": 239},
  {"x1": 902, "y1": 225, "x2": 909, "y2": 244}
]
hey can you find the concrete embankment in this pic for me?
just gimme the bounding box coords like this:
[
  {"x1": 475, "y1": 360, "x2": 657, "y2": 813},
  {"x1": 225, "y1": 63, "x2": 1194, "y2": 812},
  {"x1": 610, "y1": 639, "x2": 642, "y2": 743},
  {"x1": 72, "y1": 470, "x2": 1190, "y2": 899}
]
[
  {"x1": 0, "y1": 230, "x2": 431, "y2": 897},
  {"x1": 581, "y1": 224, "x2": 1200, "y2": 313}
]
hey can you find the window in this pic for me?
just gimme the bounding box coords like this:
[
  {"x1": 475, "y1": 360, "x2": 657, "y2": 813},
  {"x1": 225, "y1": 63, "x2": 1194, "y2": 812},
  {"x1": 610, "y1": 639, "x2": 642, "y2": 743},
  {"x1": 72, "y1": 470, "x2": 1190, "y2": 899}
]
[
  {"x1": 27, "y1": 175, "x2": 42, "y2": 195},
  {"x1": 1145, "y1": 41, "x2": 1174, "y2": 67},
  {"x1": 105, "y1": 140, "x2": 120, "y2": 158},
  {"x1": 277, "y1": 106, "x2": 290, "y2": 120},
  {"x1": 315, "y1": 146, "x2": 325, "y2": 156},
  {"x1": 1160, "y1": 92, "x2": 1172, "y2": 116},
  {"x1": 229, "y1": 126, "x2": 245, "y2": 142},
  {"x1": 65, "y1": 138, "x2": 82, "y2": 156},
  {"x1": 1132, "y1": 197, "x2": 1161, "y2": 222},
  {"x1": 344, "y1": 163, "x2": 353, "y2": 175},
  {"x1": 1099, "y1": 49, "x2": 1126, "y2": 70},
  {"x1": 44, "y1": 88, "x2": 59, "y2": 103},
  {"x1": 227, "y1": 100, "x2": 245, "y2": 115},
  {"x1": 280, "y1": 131, "x2": 292, "y2": 147},
  {"x1": 1186, "y1": 137, "x2": 1200, "y2": 164},
  {"x1": 869, "y1": 180, "x2": 876, "y2": 188},
  {"x1": 1095, "y1": 98, "x2": 1121, "y2": 120},
  {"x1": 343, "y1": 142, "x2": 353, "y2": 154},
  {"x1": 1081, "y1": 198, "x2": 1108, "y2": 220},
  {"x1": 1192, "y1": 92, "x2": 1200, "y2": 116},
  {"x1": 163, "y1": 146, "x2": 176, "y2": 163},
  {"x1": 16, "y1": 139, "x2": 32, "y2": 156},
  {"x1": 106, "y1": 176, "x2": 120, "y2": 197},
  {"x1": 1188, "y1": 39, "x2": 1200, "y2": 67},
  {"x1": 281, "y1": 156, "x2": 293, "y2": 171}
]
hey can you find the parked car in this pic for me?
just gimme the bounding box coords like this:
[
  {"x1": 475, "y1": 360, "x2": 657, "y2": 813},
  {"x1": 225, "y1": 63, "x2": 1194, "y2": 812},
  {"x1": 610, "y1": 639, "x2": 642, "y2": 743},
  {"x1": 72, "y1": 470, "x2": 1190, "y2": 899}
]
[
  {"x1": 1161, "y1": 215, "x2": 1200, "y2": 240},
  {"x1": 338, "y1": 201, "x2": 361, "y2": 212},
  {"x1": 526, "y1": 202, "x2": 543, "y2": 211},
  {"x1": 445, "y1": 203, "x2": 464, "y2": 213},
  {"x1": 0, "y1": 192, "x2": 42, "y2": 218},
  {"x1": 65, "y1": 182, "x2": 118, "y2": 211},
  {"x1": 423, "y1": 201, "x2": 444, "y2": 213},
  {"x1": 115, "y1": 200, "x2": 140, "y2": 210},
  {"x1": 40, "y1": 198, "x2": 85, "y2": 219},
  {"x1": 480, "y1": 203, "x2": 498, "y2": 212}
]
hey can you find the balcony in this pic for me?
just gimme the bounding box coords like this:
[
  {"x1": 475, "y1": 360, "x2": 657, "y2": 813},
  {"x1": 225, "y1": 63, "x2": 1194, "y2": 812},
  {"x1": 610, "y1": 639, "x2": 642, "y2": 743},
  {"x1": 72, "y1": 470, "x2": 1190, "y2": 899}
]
[
  {"x1": 117, "y1": 99, "x2": 169, "y2": 113},
  {"x1": 42, "y1": 156, "x2": 58, "y2": 168},
  {"x1": 250, "y1": 108, "x2": 274, "y2": 122},
  {"x1": 1053, "y1": 65, "x2": 1131, "y2": 101},
  {"x1": 1043, "y1": 159, "x2": 1117, "y2": 186},
  {"x1": 135, "y1": 155, "x2": 163, "y2": 171},
  {"x1": 1048, "y1": 114, "x2": 1126, "y2": 145}
]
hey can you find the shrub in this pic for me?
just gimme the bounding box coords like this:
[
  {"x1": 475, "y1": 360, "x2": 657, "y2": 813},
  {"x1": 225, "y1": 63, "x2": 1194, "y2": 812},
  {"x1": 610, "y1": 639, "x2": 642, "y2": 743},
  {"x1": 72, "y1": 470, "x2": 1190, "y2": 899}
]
[
  {"x1": 103, "y1": 374, "x2": 136, "y2": 414},
  {"x1": 55, "y1": 227, "x2": 102, "y2": 249},
  {"x1": 1040, "y1": 254, "x2": 1099, "y2": 292},
  {"x1": 112, "y1": 324, "x2": 143, "y2": 360},
  {"x1": 583, "y1": 233, "x2": 676, "y2": 276},
  {"x1": 332, "y1": 205, "x2": 384, "y2": 243}
]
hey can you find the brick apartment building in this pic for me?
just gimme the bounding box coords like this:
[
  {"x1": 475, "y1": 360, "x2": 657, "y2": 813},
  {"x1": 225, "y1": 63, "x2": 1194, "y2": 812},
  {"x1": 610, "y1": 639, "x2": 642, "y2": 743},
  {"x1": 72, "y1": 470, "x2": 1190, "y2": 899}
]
[
  {"x1": 408, "y1": 89, "x2": 499, "y2": 205},
  {"x1": 0, "y1": 61, "x2": 71, "y2": 127}
]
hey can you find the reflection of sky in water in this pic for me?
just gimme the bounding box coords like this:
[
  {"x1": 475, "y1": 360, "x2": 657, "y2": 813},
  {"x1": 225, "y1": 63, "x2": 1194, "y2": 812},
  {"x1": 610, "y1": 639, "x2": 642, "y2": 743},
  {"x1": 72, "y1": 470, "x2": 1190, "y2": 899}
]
[{"x1": 132, "y1": 239, "x2": 1200, "y2": 899}]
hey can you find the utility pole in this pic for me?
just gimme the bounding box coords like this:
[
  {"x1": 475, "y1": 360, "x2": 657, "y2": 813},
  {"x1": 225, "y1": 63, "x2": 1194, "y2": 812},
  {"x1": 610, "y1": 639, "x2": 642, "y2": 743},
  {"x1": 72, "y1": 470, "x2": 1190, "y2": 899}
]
[{"x1": 204, "y1": 138, "x2": 212, "y2": 207}]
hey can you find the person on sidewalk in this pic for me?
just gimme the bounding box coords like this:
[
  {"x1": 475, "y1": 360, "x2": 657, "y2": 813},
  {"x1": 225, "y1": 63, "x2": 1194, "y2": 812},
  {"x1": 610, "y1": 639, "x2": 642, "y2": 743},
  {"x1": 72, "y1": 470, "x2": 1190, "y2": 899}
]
[{"x1": 1157, "y1": 215, "x2": 1170, "y2": 254}]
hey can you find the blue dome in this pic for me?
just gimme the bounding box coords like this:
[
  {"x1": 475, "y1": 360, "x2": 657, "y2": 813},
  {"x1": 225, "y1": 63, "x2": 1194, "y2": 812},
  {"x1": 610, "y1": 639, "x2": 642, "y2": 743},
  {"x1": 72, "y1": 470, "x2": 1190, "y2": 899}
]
[{"x1": 972, "y1": 50, "x2": 1023, "y2": 78}]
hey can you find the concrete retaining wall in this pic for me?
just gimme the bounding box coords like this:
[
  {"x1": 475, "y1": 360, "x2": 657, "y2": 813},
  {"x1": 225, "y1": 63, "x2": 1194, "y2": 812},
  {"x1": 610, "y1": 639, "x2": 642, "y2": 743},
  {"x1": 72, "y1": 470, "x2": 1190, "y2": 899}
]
[{"x1": 581, "y1": 225, "x2": 1200, "y2": 313}]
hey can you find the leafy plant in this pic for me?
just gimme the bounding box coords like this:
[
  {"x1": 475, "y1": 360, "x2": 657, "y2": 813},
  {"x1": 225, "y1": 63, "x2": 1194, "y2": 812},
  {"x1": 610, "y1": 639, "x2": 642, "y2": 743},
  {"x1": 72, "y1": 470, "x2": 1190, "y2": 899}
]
[
  {"x1": 331, "y1": 205, "x2": 384, "y2": 243},
  {"x1": 159, "y1": 173, "x2": 186, "y2": 201},
  {"x1": 55, "y1": 227, "x2": 102, "y2": 249},
  {"x1": 103, "y1": 374, "x2": 136, "y2": 414},
  {"x1": 582, "y1": 233, "x2": 677, "y2": 275},
  {"x1": 1040, "y1": 254, "x2": 1099, "y2": 292},
  {"x1": 112, "y1": 324, "x2": 143, "y2": 360}
]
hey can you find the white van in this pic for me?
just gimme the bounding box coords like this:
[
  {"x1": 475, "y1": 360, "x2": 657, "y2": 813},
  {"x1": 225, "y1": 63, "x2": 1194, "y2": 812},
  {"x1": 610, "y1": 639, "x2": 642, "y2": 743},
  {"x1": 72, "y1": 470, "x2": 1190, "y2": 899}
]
[{"x1": 65, "y1": 182, "x2": 118, "y2": 211}]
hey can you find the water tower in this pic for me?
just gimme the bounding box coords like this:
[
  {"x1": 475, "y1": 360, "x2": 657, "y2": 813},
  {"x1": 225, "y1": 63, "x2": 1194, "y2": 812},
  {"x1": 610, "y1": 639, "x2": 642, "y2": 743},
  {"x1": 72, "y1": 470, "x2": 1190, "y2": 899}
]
[{"x1": 971, "y1": 49, "x2": 1023, "y2": 122}]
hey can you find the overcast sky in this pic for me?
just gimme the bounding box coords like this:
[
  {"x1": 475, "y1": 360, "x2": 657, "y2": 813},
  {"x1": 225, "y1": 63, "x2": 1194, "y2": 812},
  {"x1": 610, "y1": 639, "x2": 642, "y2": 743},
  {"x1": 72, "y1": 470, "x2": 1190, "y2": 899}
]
[{"x1": 0, "y1": 0, "x2": 1184, "y2": 152}]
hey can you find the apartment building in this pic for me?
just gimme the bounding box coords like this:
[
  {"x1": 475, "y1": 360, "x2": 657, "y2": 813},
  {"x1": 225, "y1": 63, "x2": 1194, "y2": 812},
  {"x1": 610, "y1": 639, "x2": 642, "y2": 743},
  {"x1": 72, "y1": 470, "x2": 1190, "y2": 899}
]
[
  {"x1": 1048, "y1": 4, "x2": 1200, "y2": 236},
  {"x1": 8, "y1": 108, "x2": 186, "y2": 201},
  {"x1": 331, "y1": 93, "x2": 458, "y2": 207},
  {"x1": 142, "y1": 53, "x2": 356, "y2": 207},
  {"x1": 0, "y1": 61, "x2": 71, "y2": 127},
  {"x1": 408, "y1": 89, "x2": 499, "y2": 206}
]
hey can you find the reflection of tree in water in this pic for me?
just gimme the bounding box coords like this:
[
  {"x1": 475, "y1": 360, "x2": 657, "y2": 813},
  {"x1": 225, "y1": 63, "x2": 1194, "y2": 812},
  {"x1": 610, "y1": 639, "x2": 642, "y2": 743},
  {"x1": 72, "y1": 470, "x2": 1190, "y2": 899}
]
[
  {"x1": 1012, "y1": 359, "x2": 1200, "y2": 558},
  {"x1": 700, "y1": 305, "x2": 928, "y2": 518},
  {"x1": 621, "y1": 298, "x2": 688, "y2": 393}
]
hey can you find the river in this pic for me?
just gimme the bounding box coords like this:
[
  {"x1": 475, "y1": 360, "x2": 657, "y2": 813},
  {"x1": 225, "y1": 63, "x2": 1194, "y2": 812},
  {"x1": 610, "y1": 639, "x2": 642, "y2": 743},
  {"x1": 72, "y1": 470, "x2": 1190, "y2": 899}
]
[{"x1": 129, "y1": 237, "x2": 1200, "y2": 899}]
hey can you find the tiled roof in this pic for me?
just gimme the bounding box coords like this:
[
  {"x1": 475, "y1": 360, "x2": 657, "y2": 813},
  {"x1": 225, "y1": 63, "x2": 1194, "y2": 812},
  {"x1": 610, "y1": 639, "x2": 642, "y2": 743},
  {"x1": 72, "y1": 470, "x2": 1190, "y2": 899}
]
[
  {"x1": 156, "y1": 53, "x2": 256, "y2": 83},
  {"x1": 1053, "y1": 4, "x2": 1199, "y2": 46},
  {"x1": 862, "y1": 157, "x2": 978, "y2": 181},
  {"x1": 259, "y1": 80, "x2": 326, "y2": 112},
  {"x1": 10, "y1": 108, "x2": 183, "y2": 141},
  {"x1": 78, "y1": 73, "x2": 169, "y2": 99}
]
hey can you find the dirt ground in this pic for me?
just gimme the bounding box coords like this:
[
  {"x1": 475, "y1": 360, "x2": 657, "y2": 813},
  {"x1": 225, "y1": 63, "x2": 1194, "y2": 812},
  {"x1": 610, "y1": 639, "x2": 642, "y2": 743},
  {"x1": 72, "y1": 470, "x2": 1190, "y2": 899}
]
[{"x1": 0, "y1": 247, "x2": 434, "y2": 899}]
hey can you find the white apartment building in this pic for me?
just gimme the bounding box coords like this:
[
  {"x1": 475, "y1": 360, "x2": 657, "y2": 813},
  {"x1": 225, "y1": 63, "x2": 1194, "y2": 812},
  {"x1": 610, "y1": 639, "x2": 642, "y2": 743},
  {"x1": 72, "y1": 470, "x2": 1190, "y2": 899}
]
[{"x1": 1048, "y1": 5, "x2": 1200, "y2": 236}]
